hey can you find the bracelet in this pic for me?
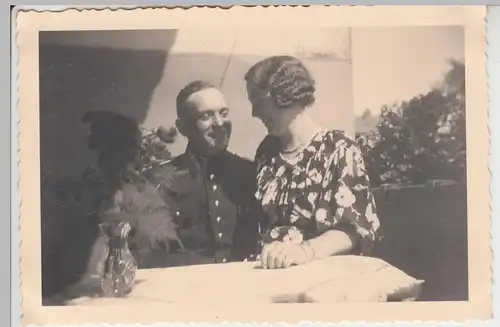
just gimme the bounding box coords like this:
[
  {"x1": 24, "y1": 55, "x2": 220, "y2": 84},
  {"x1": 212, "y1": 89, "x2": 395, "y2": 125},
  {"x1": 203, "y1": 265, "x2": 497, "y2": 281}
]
[{"x1": 301, "y1": 241, "x2": 316, "y2": 263}]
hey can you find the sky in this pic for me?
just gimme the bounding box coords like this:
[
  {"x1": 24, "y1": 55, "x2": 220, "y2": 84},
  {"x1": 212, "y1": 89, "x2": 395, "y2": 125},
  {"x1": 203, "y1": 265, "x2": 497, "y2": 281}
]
[{"x1": 351, "y1": 26, "x2": 464, "y2": 115}]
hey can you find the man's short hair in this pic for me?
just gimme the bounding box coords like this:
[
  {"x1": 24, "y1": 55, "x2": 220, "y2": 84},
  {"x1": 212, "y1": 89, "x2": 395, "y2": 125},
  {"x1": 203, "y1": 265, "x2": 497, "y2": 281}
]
[{"x1": 176, "y1": 80, "x2": 216, "y2": 119}]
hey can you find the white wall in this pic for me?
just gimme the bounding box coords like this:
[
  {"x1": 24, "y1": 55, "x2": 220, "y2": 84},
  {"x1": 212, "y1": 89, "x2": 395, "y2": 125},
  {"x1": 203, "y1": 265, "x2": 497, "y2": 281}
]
[{"x1": 144, "y1": 28, "x2": 354, "y2": 159}]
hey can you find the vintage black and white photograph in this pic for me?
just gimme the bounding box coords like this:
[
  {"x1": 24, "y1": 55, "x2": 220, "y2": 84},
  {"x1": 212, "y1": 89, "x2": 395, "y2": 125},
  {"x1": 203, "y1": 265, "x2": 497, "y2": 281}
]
[{"x1": 16, "y1": 6, "x2": 490, "y2": 324}]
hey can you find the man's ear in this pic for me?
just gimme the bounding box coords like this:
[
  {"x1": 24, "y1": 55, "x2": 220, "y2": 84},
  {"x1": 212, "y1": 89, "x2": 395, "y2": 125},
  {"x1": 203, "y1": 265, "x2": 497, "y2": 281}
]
[{"x1": 175, "y1": 118, "x2": 188, "y2": 137}]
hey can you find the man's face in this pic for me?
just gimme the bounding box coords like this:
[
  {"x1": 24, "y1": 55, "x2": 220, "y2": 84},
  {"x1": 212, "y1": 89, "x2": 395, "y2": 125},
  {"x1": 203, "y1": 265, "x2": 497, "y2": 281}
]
[{"x1": 180, "y1": 88, "x2": 232, "y2": 155}]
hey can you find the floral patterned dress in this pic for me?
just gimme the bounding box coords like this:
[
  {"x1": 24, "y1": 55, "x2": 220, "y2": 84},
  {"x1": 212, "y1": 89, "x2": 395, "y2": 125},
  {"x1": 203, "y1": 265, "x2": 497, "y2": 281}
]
[{"x1": 255, "y1": 129, "x2": 381, "y2": 255}]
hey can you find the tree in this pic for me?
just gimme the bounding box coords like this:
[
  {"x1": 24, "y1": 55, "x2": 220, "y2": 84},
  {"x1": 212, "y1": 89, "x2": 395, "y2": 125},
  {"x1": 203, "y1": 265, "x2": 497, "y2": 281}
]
[{"x1": 357, "y1": 59, "x2": 466, "y2": 186}]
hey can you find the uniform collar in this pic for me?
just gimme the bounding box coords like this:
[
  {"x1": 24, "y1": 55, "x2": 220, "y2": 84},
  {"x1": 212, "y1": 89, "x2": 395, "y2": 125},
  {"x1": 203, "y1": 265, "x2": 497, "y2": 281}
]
[
  {"x1": 183, "y1": 143, "x2": 229, "y2": 177},
  {"x1": 185, "y1": 143, "x2": 227, "y2": 163}
]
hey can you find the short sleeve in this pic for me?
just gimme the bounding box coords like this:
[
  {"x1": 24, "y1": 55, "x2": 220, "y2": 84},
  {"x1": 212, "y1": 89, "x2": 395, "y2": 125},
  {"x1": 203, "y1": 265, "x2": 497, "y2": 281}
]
[{"x1": 314, "y1": 139, "x2": 380, "y2": 255}]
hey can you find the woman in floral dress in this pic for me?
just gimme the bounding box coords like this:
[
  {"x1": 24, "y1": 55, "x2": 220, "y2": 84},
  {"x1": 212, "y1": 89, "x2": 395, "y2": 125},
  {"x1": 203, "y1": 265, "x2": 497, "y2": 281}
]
[{"x1": 244, "y1": 55, "x2": 381, "y2": 269}]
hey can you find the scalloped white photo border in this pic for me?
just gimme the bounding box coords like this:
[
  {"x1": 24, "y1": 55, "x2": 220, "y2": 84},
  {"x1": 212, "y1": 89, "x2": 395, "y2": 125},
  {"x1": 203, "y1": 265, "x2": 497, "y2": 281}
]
[{"x1": 12, "y1": 5, "x2": 492, "y2": 326}]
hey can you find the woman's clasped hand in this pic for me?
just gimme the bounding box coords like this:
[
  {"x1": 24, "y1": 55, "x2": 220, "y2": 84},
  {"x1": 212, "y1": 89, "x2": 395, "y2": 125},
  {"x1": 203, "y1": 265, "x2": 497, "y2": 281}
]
[{"x1": 259, "y1": 241, "x2": 315, "y2": 269}]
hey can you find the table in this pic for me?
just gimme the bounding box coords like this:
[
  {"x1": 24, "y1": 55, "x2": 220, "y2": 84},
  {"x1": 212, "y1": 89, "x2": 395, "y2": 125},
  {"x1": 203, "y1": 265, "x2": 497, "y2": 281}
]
[{"x1": 54, "y1": 255, "x2": 423, "y2": 305}]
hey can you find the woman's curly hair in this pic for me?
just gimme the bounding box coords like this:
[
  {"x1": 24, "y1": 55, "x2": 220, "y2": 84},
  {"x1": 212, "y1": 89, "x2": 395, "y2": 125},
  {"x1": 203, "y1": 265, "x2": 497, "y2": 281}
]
[{"x1": 244, "y1": 55, "x2": 316, "y2": 109}]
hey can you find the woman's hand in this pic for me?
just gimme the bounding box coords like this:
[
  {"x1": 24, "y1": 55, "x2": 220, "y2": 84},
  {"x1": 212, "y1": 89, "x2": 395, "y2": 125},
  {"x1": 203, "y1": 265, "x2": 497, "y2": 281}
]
[{"x1": 259, "y1": 241, "x2": 311, "y2": 269}]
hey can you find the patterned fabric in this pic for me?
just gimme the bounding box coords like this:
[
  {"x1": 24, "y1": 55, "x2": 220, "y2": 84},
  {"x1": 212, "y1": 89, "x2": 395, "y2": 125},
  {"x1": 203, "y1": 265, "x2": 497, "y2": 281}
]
[{"x1": 255, "y1": 129, "x2": 381, "y2": 255}]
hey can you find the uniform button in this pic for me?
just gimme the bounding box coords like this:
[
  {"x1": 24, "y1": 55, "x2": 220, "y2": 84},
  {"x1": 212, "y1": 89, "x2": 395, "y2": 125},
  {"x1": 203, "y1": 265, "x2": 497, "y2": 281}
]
[
  {"x1": 175, "y1": 211, "x2": 180, "y2": 216},
  {"x1": 215, "y1": 200, "x2": 219, "y2": 206},
  {"x1": 218, "y1": 232, "x2": 223, "y2": 238},
  {"x1": 209, "y1": 174, "x2": 215, "y2": 180},
  {"x1": 216, "y1": 216, "x2": 221, "y2": 223},
  {"x1": 222, "y1": 258, "x2": 227, "y2": 263},
  {"x1": 212, "y1": 185, "x2": 218, "y2": 191}
]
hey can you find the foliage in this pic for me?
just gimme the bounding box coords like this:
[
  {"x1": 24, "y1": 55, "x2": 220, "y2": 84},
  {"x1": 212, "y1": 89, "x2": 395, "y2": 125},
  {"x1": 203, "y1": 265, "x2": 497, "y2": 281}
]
[
  {"x1": 356, "y1": 59, "x2": 466, "y2": 187},
  {"x1": 138, "y1": 125, "x2": 178, "y2": 172}
]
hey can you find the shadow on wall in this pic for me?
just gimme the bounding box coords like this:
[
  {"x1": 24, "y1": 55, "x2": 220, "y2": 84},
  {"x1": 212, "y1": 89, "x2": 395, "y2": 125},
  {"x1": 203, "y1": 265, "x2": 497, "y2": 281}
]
[{"x1": 38, "y1": 30, "x2": 178, "y2": 299}]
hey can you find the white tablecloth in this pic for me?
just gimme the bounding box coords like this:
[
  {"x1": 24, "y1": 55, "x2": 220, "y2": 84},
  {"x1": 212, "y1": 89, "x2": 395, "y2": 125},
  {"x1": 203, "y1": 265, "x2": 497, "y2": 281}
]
[{"x1": 55, "y1": 255, "x2": 422, "y2": 305}]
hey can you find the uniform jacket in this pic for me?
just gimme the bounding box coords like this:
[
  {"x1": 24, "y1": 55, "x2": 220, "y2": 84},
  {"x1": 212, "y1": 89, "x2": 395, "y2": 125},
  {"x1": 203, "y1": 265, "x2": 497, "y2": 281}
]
[{"x1": 144, "y1": 147, "x2": 261, "y2": 266}]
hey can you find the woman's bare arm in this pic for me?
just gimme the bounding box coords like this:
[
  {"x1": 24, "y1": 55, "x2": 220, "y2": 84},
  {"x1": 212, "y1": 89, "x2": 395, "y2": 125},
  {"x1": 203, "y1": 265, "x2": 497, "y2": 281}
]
[{"x1": 304, "y1": 229, "x2": 357, "y2": 260}]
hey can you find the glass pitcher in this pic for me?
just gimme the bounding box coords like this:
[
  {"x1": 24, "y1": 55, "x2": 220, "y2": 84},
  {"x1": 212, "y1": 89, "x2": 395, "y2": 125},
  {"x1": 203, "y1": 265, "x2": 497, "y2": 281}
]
[{"x1": 97, "y1": 219, "x2": 138, "y2": 297}]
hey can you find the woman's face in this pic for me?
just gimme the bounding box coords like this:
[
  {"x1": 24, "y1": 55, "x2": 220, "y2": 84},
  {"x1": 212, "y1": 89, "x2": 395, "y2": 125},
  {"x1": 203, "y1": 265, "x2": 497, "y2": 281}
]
[{"x1": 246, "y1": 82, "x2": 293, "y2": 137}]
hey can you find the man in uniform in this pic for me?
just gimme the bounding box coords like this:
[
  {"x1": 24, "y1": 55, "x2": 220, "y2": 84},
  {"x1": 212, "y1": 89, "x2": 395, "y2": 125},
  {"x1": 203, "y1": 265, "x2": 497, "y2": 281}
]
[{"x1": 142, "y1": 80, "x2": 261, "y2": 267}]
